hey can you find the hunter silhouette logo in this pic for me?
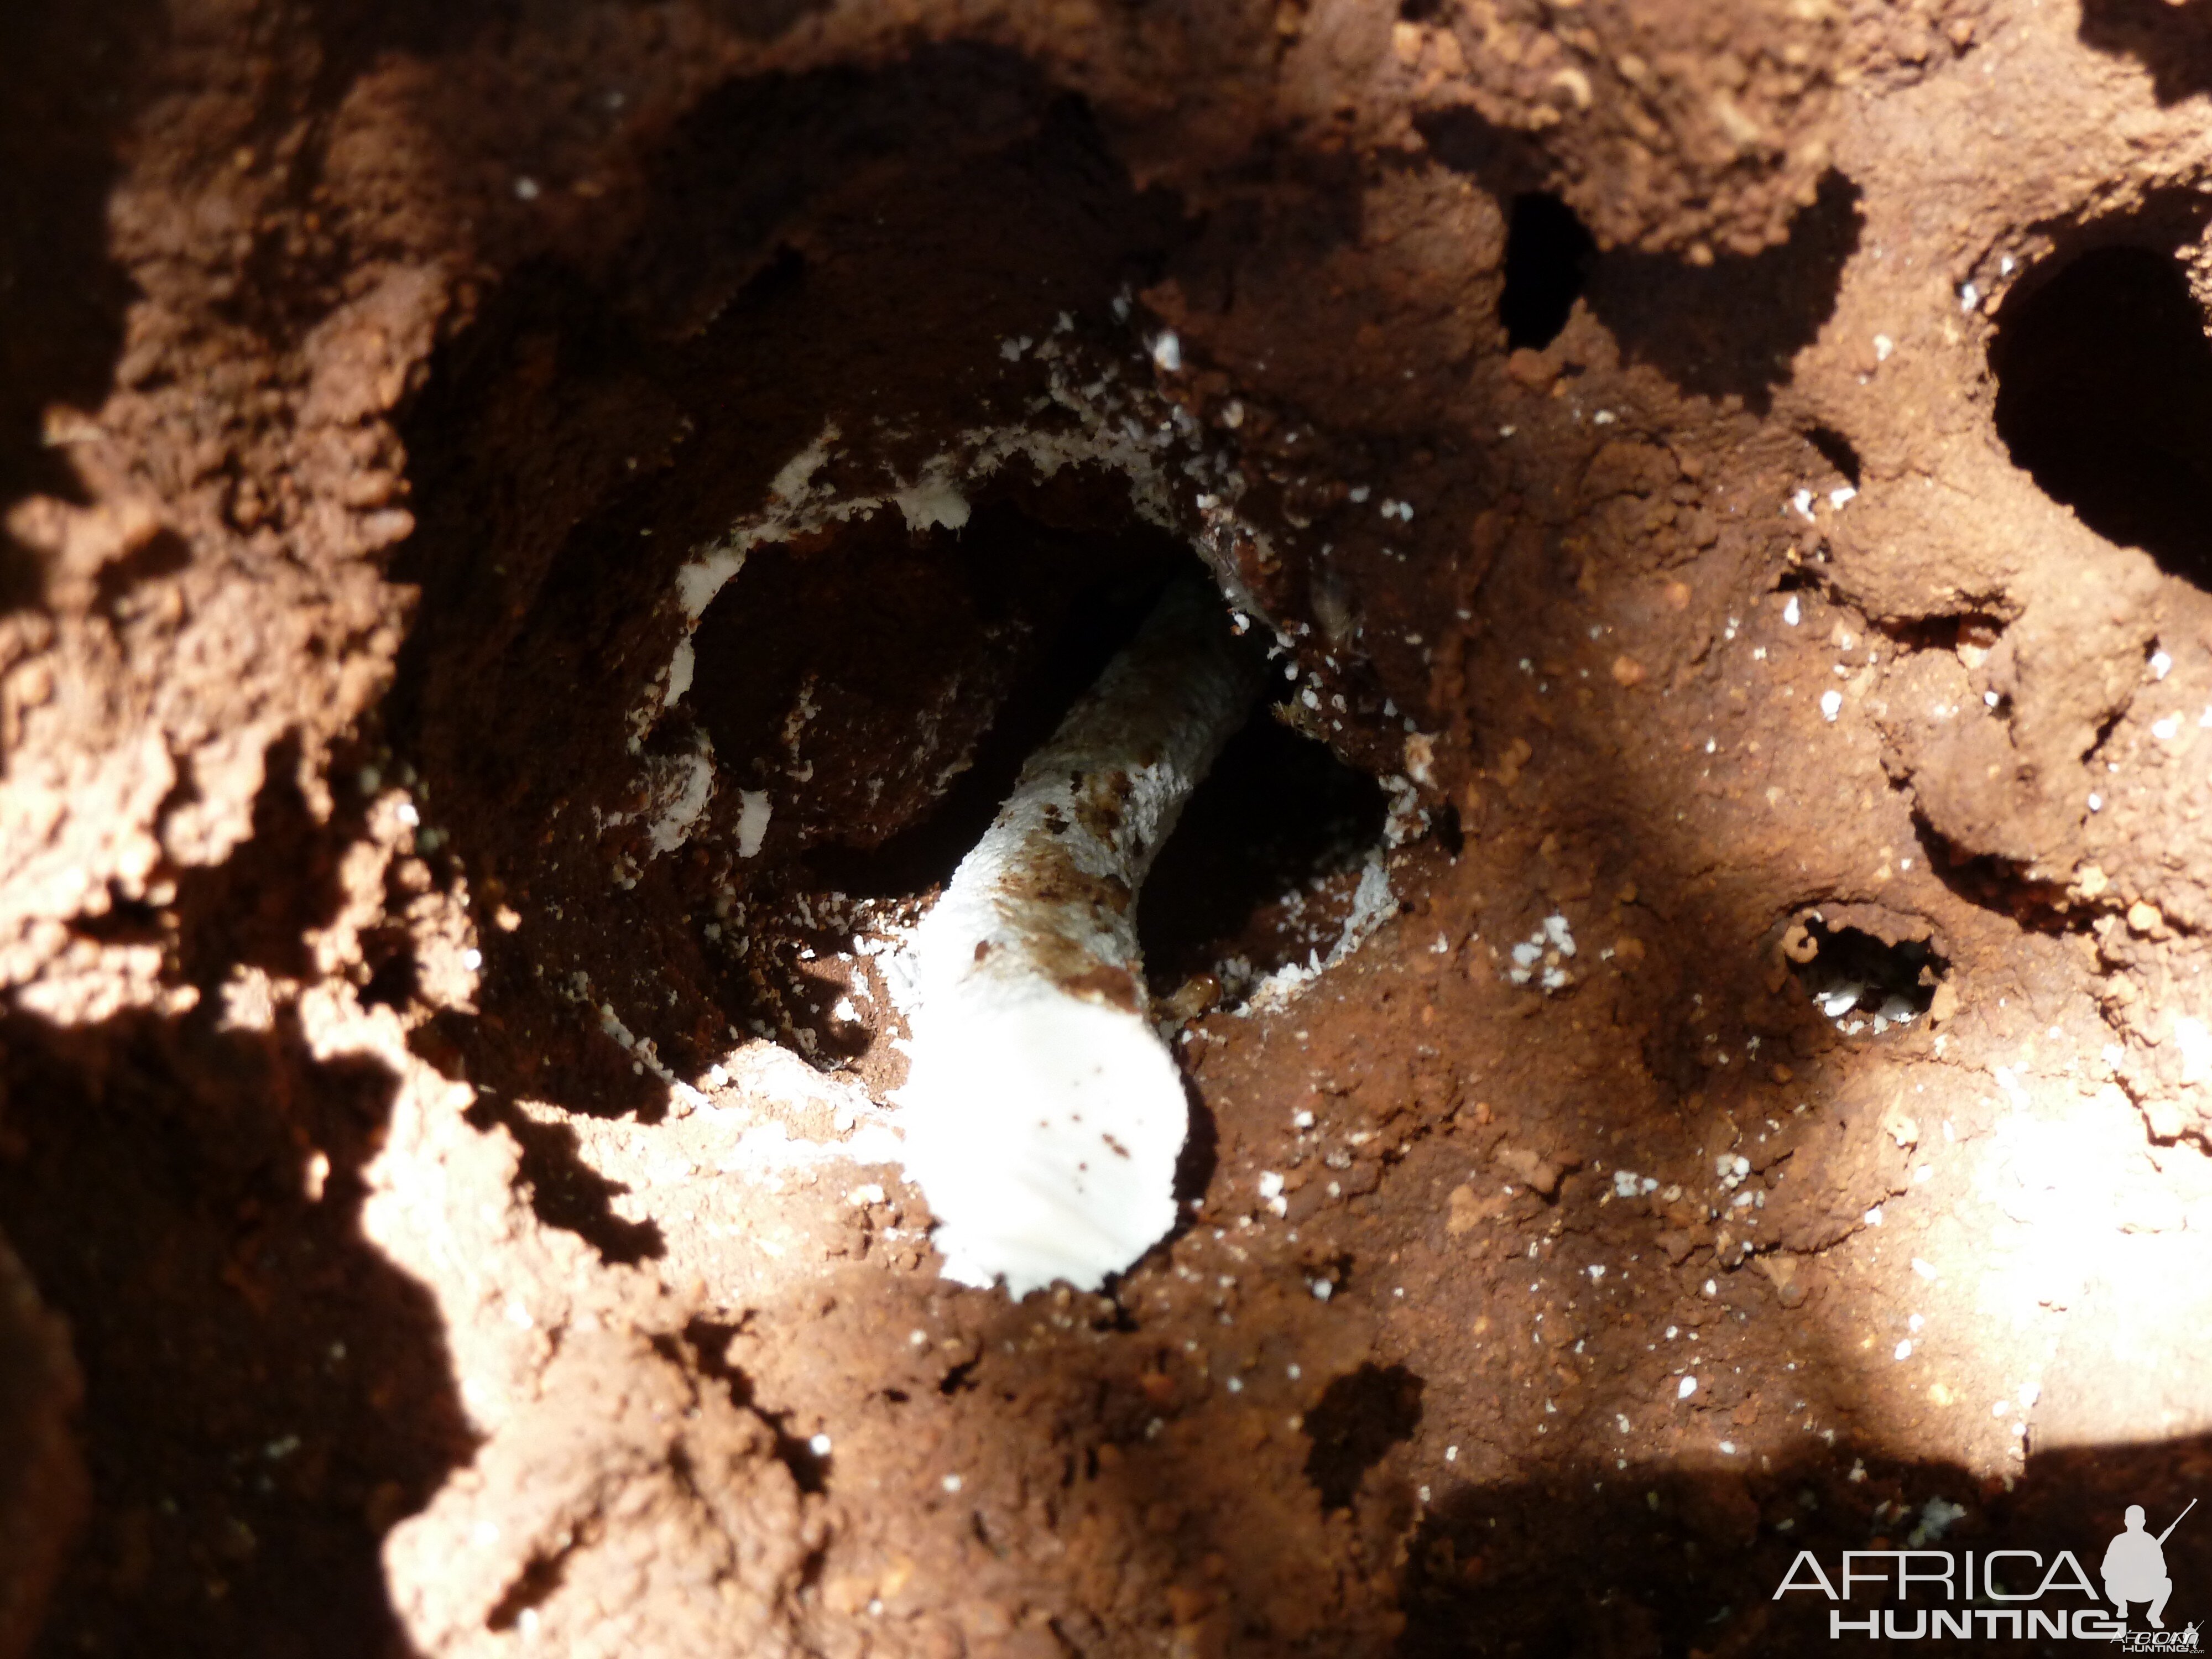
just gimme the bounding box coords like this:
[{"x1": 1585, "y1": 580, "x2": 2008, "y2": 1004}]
[{"x1": 2105, "y1": 1500, "x2": 2192, "y2": 1631}]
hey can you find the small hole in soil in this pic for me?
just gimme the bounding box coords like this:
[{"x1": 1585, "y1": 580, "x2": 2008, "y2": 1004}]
[
  {"x1": 1806, "y1": 425, "x2": 1862, "y2": 487},
  {"x1": 358, "y1": 932, "x2": 419, "y2": 1011},
  {"x1": 1499, "y1": 194, "x2": 1597, "y2": 351},
  {"x1": 2088, "y1": 704, "x2": 2126, "y2": 762},
  {"x1": 1991, "y1": 244, "x2": 2212, "y2": 585},
  {"x1": 485, "y1": 1551, "x2": 571, "y2": 1630},
  {"x1": 1783, "y1": 917, "x2": 1945, "y2": 1032},
  {"x1": 1303, "y1": 1361, "x2": 1423, "y2": 1511},
  {"x1": 937, "y1": 1356, "x2": 980, "y2": 1396},
  {"x1": 1867, "y1": 611, "x2": 2005, "y2": 656}
]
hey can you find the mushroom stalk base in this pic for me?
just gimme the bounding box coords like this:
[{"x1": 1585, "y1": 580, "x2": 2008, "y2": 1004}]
[{"x1": 896, "y1": 579, "x2": 1267, "y2": 1296}]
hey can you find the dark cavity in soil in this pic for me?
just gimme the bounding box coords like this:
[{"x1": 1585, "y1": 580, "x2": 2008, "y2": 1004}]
[
  {"x1": 1787, "y1": 917, "x2": 1946, "y2": 1021},
  {"x1": 1499, "y1": 192, "x2": 1596, "y2": 351},
  {"x1": 1992, "y1": 243, "x2": 2212, "y2": 587},
  {"x1": 1137, "y1": 705, "x2": 1387, "y2": 990},
  {"x1": 758, "y1": 512, "x2": 1387, "y2": 990},
  {"x1": 735, "y1": 507, "x2": 1385, "y2": 1062},
  {"x1": 719, "y1": 499, "x2": 1192, "y2": 901}
]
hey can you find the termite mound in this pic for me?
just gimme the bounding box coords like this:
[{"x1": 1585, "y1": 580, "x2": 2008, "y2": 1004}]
[{"x1": 19, "y1": 2, "x2": 2212, "y2": 1654}]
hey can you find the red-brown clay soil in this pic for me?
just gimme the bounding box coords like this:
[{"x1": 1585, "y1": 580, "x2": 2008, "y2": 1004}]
[{"x1": 7, "y1": 1, "x2": 2212, "y2": 1655}]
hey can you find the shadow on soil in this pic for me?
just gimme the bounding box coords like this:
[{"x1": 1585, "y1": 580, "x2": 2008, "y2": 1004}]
[
  {"x1": 1417, "y1": 109, "x2": 1860, "y2": 413},
  {"x1": 0, "y1": 1003, "x2": 471, "y2": 1659},
  {"x1": 2080, "y1": 0, "x2": 2212, "y2": 105},
  {"x1": 0, "y1": 0, "x2": 154, "y2": 608},
  {"x1": 1583, "y1": 170, "x2": 1862, "y2": 415}
]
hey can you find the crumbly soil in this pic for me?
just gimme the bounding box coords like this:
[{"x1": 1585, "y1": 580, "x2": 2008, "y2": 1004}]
[{"x1": 7, "y1": 1, "x2": 2212, "y2": 1655}]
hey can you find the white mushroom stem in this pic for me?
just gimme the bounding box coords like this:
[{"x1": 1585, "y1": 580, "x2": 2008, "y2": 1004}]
[{"x1": 896, "y1": 578, "x2": 1266, "y2": 1296}]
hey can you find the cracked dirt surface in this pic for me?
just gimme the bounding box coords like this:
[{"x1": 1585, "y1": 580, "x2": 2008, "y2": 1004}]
[{"x1": 6, "y1": 0, "x2": 2212, "y2": 1654}]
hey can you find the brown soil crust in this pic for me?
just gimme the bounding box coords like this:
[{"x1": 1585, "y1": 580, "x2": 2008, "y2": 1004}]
[{"x1": 6, "y1": 1, "x2": 2212, "y2": 1656}]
